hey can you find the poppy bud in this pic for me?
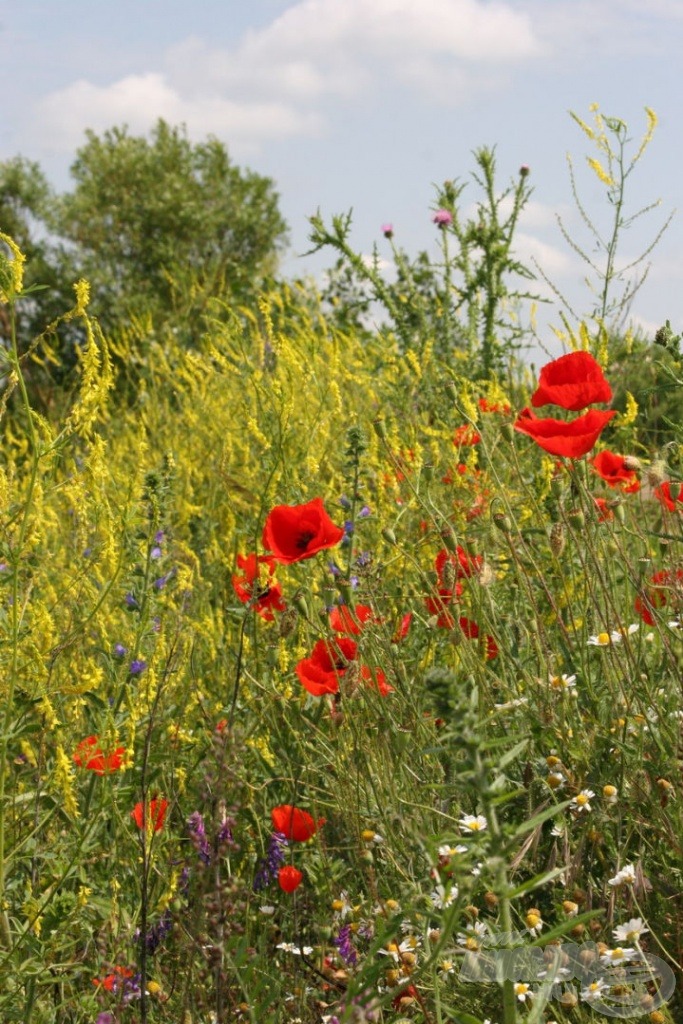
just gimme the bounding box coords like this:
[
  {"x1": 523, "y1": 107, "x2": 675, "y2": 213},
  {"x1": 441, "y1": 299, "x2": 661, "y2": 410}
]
[
  {"x1": 440, "y1": 527, "x2": 458, "y2": 553},
  {"x1": 373, "y1": 418, "x2": 388, "y2": 441},
  {"x1": 292, "y1": 591, "x2": 309, "y2": 619},
  {"x1": 382, "y1": 527, "x2": 397, "y2": 546},
  {"x1": 500, "y1": 422, "x2": 515, "y2": 443},
  {"x1": 492, "y1": 512, "x2": 512, "y2": 533},
  {"x1": 549, "y1": 522, "x2": 565, "y2": 557},
  {"x1": 567, "y1": 508, "x2": 585, "y2": 528}
]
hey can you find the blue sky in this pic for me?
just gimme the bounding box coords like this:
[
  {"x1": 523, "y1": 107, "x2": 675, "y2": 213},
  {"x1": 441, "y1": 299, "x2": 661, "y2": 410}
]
[{"x1": 1, "y1": 0, "x2": 682, "y2": 354}]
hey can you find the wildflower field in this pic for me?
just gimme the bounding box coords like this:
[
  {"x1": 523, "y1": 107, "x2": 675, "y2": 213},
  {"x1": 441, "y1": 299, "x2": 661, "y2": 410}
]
[{"x1": 0, "y1": 108, "x2": 682, "y2": 1024}]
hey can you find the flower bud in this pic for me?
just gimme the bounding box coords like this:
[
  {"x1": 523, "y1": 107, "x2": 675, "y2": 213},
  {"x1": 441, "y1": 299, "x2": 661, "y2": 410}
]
[{"x1": 382, "y1": 527, "x2": 397, "y2": 546}]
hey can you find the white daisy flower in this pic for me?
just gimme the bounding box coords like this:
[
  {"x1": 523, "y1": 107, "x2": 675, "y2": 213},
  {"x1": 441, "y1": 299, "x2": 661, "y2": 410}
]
[
  {"x1": 613, "y1": 917, "x2": 649, "y2": 943},
  {"x1": 459, "y1": 814, "x2": 488, "y2": 833},
  {"x1": 438, "y1": 843, "x2": 468, "y2": 858},
  {"x1": 600, "y1": 946, "x2": 636, "y2": 966},
  {"x1": 572, "y1": 788, "x2": 595, "y2": 812},
  {"x1": 549, "y1": 673, "x2": 578, "y2": 695},
  {"x1": 513, "y1": 982, "x2": 532, "y2": 1002},
  {"x1": 581, "y1": 977, "x2": 608, "y2": 1002},
  {"x1": 608, "y1": 863, "x2": 636, "y2": 887},
  {"x1": 430, "y1": 884, "x2": 458, "y2": 909},
  {"x1": 276, "y1": 942, "x2": 313, "y2": 955}
]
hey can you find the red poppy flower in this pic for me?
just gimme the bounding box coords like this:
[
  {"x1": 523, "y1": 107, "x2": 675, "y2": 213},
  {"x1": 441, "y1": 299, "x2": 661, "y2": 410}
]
[
  {"x1": 278, "y1": 865, "x2": 304, "y2": 892},
  {"x1": 329, "y1": 603, "x2": 375, "y2": 635},
  {"x1": 531, "y1": 351, "x2": 612, "y2": 411},
  {"x1": 453, "y1": 424, "x2": 481, "y2": 446},
  {"x1": 131, "y1": 797, "x2": 169, "y2": 832},
  {"x1": 271, "y1": 804, "x2": 325, "y2": 842},
  {"x1": 73, "y1": 735, "x2": 126, "y2": 775},
  {"x1": 392, "y1": 612, "x2": 412, "y2": 642},
  {"x1": 514, "y1": 407, "x2": 615, "y2": 458},
  {"x1": 295, "y1": 637, "x2": 358, "y2": 696},
  {"x1": 593, "y1": 497, "x2": 613, "y2": 522},
  {"x1": 654, "y1": 481, "x2": 683, "y2": 512},
  {"x1": 232, "y1": 553, "x2": 286, "y2": 620},
  {"x1": 425, "y1": 587, "x2": 463, "y2": 629},
  {"x1": 262, "y1": 498, "x2": 344, "y2": 564},
  {"x1": 459, "y1": 616, "x2": 498, "y2": 660},
  {"x1": 635, "y1": 569, "x2": 683, "y2": 625},
  {"x1": 478, "y1": 397, "x2": 511, "y2": 414},
  {"x1": 360, "y1": 665, "x2": 393, "y2": 696},
  {"x1": 591, "y1": 451, "x2": 640, "y2": 493},
  {"x1": 93, "y1": 965, "x2": 134, "y2": 992},
  {"x1": 436, "y1": 546, "x2": 482, "y2": 581}
]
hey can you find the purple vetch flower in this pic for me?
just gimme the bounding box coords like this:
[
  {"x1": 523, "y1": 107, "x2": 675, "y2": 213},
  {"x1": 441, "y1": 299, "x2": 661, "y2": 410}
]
[
  {"x1": 343, "y1": 520, "x2": 354, "y2": 536},
  {"x1": 129, "y1": 659, "x2": 147, "y2": 676},
  {"x1": 154, "y1": 530, "x2": 165, "y2": 544},
  {"x1": 333, "y1": 923, "x2": 358, "y2": 966},
  {"x1": 433, "y1": 209, "x2": 453, "y2": 228},
  {"x1": 339, "y1": 494, "x2": 352, "y2": 509},
  {"x1": 328, "y1": 561, "x2": 342, "y2": 577},
  {"x1": 136, "y1": 909, "x2": 172, "y2": 955},
  {"x1": 150, "y1": 546, "x2": 162, "y2": 560},
  {"x1": 124, "y1": 592, "x2": 138, "y2": 609},
  {"x1": 358, "y1": 506, "x2": 371, "y2": 518},
  {"x1": 355, "y1": 551, "x2": 372, "y2": 568},
  {"x1": 217, "y1": 812, "x2": 235, "y2": 848},
  {"x1": 187, "y1": 811, "x2": 211, "y2": 865},
  {"x1": 253, "y1": 831, "x2": 288, "y2": 891},
  {"x1": 113, "y1": 643, "x2": 128, "y2": 658},
  {"x1": 153, "y1": 568, "x2": 175, "y2": 590}
]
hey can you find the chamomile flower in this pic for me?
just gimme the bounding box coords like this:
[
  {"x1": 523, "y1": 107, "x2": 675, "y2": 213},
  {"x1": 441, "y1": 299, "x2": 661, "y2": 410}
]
[
  {"x1": 587, "y1": 632, "x2": 612, "y2": 647},
  {"x1": 572, "y1": 789, "x2": 595, "y2": 812},
  {"x1": 603, "y1": 784, "x2": 618, "y2": 804},
  {"x1": 438, "y1": 843, "x2": 468, "y2": 858},
  {"x1": 600, "y1": 946, "x2": 636, "y2": 966},
  {"x1": 430, "y1": 883, "x2": 459, "y2": 909},
  {"x1": 608, "y1": 863, "x2": 636, "y2": 887},
  {"x1": 549, "y1": 673, "x2": 578, "y2": 696},
  {"x1": 525, "y1": 908, "x2": 544, "y2": 936},
  {"x1": 459, "y1": 814, "x2": 488, "y2": 833},
  {"x1": 613, "y1": 918, "x2": 648, "y2": 943},
  {"x1": 276, "y1": 942, "x2": 313, "y2": 955},
  {"x1": 513, "y1": 982, "x2": 532, "y2": 1003},
  {"x1": 581, "y1": 977, "x2": 608, "y2": 1002}
]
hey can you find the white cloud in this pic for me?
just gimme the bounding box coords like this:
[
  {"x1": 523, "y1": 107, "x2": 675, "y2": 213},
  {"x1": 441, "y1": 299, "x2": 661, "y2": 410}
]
[
  {"x1": 26, "y1": 73, "x2": 323, "y2": 156},
  {"x1": 22, "y1": 0, "x2": 542, "y2": 156}
]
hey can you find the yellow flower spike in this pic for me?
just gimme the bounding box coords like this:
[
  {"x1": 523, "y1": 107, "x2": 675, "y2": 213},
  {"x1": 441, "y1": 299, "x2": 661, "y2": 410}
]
[
  {"x1": 0, "y1": 232, "x2": 26, "y2": 298},
  {"x1": 586, "y1": 157, "x2": 615, "y2": 188}
]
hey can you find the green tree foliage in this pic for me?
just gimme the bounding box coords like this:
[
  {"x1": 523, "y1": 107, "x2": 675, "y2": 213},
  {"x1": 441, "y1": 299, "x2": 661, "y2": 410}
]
[{"x1": 54, "y1": 120, "x2": 288, "y2": 329}]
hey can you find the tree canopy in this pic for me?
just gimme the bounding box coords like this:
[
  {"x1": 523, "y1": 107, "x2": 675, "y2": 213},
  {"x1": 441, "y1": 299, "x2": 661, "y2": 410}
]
[{"x1": 0, "y1": 120, "x2": 288, "y2": 348}]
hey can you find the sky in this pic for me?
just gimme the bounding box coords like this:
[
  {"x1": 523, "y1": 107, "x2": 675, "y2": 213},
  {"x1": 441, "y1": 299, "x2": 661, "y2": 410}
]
[{"x1": 1, "y1": 0, "x2": 682, "y2": 359}]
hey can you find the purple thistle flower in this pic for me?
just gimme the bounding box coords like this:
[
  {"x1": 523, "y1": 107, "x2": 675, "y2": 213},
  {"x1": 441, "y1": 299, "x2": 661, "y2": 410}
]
[
  {"x1": 381, "y1": 223, "x2": 394, "y2": 239},
  {"x1": 253, "y1": 831, "x2": 288, "y2": 891},
  {"x1": 433, "y1": 208, "x2": 453, "y2": 228}
]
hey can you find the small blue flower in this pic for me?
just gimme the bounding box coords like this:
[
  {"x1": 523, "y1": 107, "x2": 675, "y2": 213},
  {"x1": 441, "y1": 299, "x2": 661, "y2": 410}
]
[
  {"x1": 129, "y1": 659, "x2": 147, "y2": 676},
  {"x1": 113, "y1": 643, "x2": 128, "y2": 658}
]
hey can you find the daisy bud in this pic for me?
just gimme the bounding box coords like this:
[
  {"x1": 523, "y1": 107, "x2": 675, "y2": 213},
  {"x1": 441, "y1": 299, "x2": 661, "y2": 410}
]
[
  {"x1": 603, "y1": 784, "x2": 618, "y2": 803},
  {"x1": 484, "y1": 891, "x2": 498, "y2": 910},
  {"x1": 649, "y1": 1012, "x2": 666, "y2": 1023},
  {"x1": 562, "y1": 901, "x2": 579, "y2": 917},
  {"x1": 559, "y1": 991, "x2": 578, "y2": 1009}
]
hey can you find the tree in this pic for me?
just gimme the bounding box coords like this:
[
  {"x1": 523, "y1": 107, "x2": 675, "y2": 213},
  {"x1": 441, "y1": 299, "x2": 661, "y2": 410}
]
[{"x1": 54, "y1": 120, "x2": 288, "y2": 328}]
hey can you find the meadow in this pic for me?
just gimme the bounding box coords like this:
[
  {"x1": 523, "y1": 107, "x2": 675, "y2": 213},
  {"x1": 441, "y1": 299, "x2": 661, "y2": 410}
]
[{"x1": 0, "y1": 107, "x2": 681, "y2": 1024}]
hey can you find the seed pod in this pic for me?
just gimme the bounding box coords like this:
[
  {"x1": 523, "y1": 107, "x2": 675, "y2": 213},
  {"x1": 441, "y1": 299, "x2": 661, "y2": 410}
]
[{"x1": 549, "y1": 522, "x2": 565, "y2": 557}]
